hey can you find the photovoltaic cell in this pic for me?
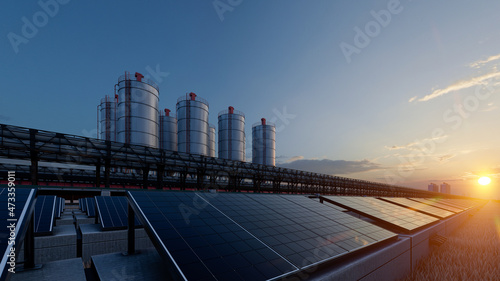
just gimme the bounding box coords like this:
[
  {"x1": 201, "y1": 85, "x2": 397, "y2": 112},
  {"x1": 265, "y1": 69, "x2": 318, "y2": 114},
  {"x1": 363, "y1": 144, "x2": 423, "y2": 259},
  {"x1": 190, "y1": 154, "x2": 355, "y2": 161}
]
[
  {"x1": 379, "y1": 197, "x2": 454, "y2": 219},
  {"x1": 34, "y1": 195, "x2": 57, "y2": 236},
  {"x1": 96, "y1": 196, "x2": 142, "y2": 230},
  {"x1": 86, "y1": 197, "x2": 96, "y2": 218},
  {"x1": 322, "y1": 196, "x2": 439, "y2": 232},
  {"x1": 128, "y1": 191, "x2": 397, "y2": 280},
  {"x1": 408, "y1": 198, "x2": 462, "y2": 213},
  {"x1": 0, "y1": 188, "x2": 37, "y2": 281}
]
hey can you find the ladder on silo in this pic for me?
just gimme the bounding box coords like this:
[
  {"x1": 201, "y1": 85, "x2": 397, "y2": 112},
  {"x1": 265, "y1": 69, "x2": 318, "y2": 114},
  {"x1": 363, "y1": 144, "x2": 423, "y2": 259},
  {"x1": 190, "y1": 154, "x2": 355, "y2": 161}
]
[
  {"x1": 228, "y1": 113, "x2": 232, "y2": 159},
  {"x1": 125, "y1": 72, "x2": 132, "y2": 144},
  {"x1": 186, "y1": 96, "x2": 191, "y2": 154}
]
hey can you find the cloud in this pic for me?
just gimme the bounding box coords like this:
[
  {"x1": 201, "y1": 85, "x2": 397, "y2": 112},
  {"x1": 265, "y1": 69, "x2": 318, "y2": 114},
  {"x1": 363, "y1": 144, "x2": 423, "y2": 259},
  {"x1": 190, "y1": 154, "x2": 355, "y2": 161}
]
[
  {"x1": 385, "y1": 135, "x2": 447, "y2": 151},
  {"x1": 417, "y1": 71, "x2": 500, "y2": 102},
  {"x1": 408, "y1": 96, "x2": 417, "y2": 103},
  {"x1": 436, "y1": 154, "x2": 456, "y2": 162},
  {"x1": 278, "y1": 158, "x2": 382, "y2": 175},
  {"x1": 282, "y1": 156, "x2": 304, "y2": 163},
  {"x1": 469, "y1": 53, "x2": 500, "y2": 68}
]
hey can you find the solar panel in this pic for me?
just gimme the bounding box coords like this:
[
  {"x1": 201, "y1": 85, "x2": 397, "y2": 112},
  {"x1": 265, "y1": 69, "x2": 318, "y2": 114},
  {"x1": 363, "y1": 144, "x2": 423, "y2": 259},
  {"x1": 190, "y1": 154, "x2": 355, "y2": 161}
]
[
  {"x1": 34, "y1": 195, "x2": 57, "y2": 236},
  {"x1": 54, "y1": 197, "x2": 62, "y2": 219},
  {"x1": 80, "y1": 198, "x2": 87, "y2": 212},
  {"x1": 86, "y1": 197, "x2": 96, "y2": 218},
  {"x1": 0, "y1": 187, "x2": 37, "y2": 281},
  {"x1": 435, "y1": 199, "x2": 473, "y2": 210},
  {"x1": 321, "y1": 196, "x2": 439, "y2": 232},
  {"x1": 128, "y1": 191, "x2": 397, "y2": 280},
  {"x1": 379, "y1": 197, "x2": 454, "y2": 219},
  {"x1": 408, "y1": 198, "x2": 462, "y2": 213},
  {"x1": 95, "y1": 196, "x2": 142, "y2": 231}
]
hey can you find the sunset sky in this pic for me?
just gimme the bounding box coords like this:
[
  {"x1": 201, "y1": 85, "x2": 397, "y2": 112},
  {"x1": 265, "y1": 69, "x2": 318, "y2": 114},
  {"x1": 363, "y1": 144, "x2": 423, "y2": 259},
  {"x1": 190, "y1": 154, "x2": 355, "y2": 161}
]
[{"x1": 1, "y1": 0, "x2": 499, "y2": 199}]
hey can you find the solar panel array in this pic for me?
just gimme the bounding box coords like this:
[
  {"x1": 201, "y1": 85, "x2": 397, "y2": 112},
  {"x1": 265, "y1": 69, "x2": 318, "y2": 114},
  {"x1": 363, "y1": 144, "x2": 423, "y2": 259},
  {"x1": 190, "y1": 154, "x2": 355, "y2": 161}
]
[
  {"x1": 128, "y1": 191, "x2": 397, "y2": 280},
  {"x1": 322, "y1": 196, "x2": 439, "y2": 232},
  {"x1": 408, "y1": 198, "x2": 462, "y2": 213},
  {"x1": 379, "y1": 197, "x2": 455, "y2": 219},
  {"x1": 95, "y1": 196, "x2": 142, "y2": 230},
  {"x1": 34, "y1": 195, "x2": 57, "y2": 236},
  {"x1": 0, "y1": 188, "x2": 37, "y2": 281}
]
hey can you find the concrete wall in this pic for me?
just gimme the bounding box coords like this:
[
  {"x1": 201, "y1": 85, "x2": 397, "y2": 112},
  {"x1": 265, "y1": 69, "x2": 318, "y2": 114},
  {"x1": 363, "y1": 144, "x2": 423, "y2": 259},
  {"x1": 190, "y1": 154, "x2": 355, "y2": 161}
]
[{"x1": 80, "y1": 224, "x2": 154, "y2": 263}]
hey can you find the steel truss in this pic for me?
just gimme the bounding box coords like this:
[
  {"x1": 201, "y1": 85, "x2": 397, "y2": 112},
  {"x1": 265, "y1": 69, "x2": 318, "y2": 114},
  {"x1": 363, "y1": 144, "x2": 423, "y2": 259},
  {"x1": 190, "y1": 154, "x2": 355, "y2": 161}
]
[{"x1": 0, "y1": 123, "x2": 464, "y2": 198}]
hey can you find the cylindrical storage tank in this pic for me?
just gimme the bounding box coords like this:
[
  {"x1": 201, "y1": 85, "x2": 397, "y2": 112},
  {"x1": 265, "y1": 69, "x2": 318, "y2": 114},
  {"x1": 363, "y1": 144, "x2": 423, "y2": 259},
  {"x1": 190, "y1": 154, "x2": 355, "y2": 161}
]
[
  {"x1": 252, "y1": 118, "x2": 276, "y2": 166},
  {"x1": 176, "y1": 92, "x2": 209, "y2": 155},
  {"x1": 116, "y1": 72, "x2": 160, "y2": 148},
  {"x1": 208, "y1": 124, "x2": 216, "y2": 157},
  {"x1": 160, "y1": 109, "x2": 177, "y2": 151},
  {"x1": 218, "y1": 106, "x2": 245, "y2": 161},
  {"x1": 99, "y1": 95, "x2": 117, "y2": 141}
]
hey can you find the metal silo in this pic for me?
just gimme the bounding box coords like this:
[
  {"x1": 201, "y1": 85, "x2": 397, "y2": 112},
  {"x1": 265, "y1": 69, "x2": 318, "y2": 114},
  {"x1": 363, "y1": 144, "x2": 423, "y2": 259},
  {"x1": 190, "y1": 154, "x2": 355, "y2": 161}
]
[
  {"x1": 99, "y1": 95, "x2": 117, "y2": 141},
  {"x1": 218, "y1": 106, "x2": 245, "y2": 161},
  {"x1": 252, "y1": 118, "x2": 276, "y2": 166},
  {"x1": 176, "y1": 92, "x2": 210, "y2": 156},
  {"x1": 208, "y1": 124, "x2": 216, "y2": 157},
  {"x1": 160, "y1": 109, "x2": 177, "y2": 151},
  {"x1": 116, "y1": 72, "x2": 160, "y2": 148}
]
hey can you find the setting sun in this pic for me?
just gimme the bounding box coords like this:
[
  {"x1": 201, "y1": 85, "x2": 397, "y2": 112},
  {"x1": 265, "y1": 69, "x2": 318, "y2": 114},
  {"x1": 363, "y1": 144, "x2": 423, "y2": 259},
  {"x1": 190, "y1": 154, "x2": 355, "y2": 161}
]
[{"x1": 478, "y1": 176, "x2": 491, "y2": 186}]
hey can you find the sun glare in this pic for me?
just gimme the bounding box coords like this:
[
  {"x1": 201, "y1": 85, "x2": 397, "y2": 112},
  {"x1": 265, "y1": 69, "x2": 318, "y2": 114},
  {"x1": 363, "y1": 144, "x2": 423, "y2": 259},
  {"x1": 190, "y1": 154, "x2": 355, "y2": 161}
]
[{"x1": 478, "y1": 176, "x2": 491, "y2": 186}]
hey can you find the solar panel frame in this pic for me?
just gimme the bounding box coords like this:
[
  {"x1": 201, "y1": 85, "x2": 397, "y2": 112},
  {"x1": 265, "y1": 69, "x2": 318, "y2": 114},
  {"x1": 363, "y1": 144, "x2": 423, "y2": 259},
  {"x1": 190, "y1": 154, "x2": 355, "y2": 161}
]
[
  {"x1": 95, "y1": 196, "x2": 142, "y2": 231},
  {"x1": 34, "y1": 195, "x2": 57, "y2": 236},
  {"x1": 0, "y1": 187, "x2": 37, "y2": 281},
  {"x1": 128, "y1": 191, "x2": 398, "y2": 280},
  {"x1": 321, "y1": 196, "x2": 439, "y2": 233},
  {"x1": 379, "y1": 197, "x2": 455, "y2": 219}
]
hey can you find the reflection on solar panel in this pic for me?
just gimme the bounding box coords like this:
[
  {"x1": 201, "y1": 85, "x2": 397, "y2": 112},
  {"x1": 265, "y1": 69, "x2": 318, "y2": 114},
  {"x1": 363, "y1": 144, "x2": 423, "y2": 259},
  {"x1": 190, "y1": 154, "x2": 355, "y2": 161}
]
[
  {"x1": 379, "y1": 197, "x2": 454, "y2": 219},
  {"x1": 408, "y1": 198, "x2": 462, "y2": 213},
  {"x1": 128, "y1": 191, "x2": 397, "y2": 280},
  {"x1": 96, "y1": 196, "x2": 142, "y2": 231},
  {"x1": 86, "y1": 197, "x2": 96, "y2": 218},
  {"x1": 322, "y1": 196, "x2": 439, "y2": 232},
  {"x1": 34, "y1": 195, "x2": 57, "y2": 236},
  {"x1": 0, "y1": 187, "x2": 37, "y2": 281}
]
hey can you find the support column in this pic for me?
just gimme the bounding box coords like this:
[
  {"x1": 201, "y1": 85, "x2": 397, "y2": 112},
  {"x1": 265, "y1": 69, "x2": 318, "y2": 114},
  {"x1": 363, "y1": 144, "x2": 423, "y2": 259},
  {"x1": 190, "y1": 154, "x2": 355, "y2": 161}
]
[
  {"x1": 24, "y1": 212, "x2": 35, "y2": 268},
  {"x1": 127, "y1": 203, "x2": 135, "y2": 255},
  {"x1": 29, "y1": 129, "x2": 38, "y2": 186},
  {"x1": 95, "y1": 162, "x2": 101, "y2": 188},
  {"x1": 143, "y1": 166, "x2": 150, "y2": 189},
  {"x1": 157, "y1": 164, "x2": 164, "y2": 190}
]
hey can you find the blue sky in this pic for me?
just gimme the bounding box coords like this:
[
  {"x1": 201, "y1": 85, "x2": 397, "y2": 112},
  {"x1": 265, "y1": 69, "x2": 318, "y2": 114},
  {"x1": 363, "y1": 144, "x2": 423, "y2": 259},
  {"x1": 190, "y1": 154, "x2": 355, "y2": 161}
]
[{"x1": 2, "y1": 0, "x2": 500, "y2": 198}]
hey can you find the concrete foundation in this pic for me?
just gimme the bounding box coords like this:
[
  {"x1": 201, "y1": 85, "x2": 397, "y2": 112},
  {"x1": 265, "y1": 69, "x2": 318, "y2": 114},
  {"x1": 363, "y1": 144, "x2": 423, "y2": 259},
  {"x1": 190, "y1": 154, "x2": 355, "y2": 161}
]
[
  {"x1": 91, "y1": 248, "x2": 169, "y2": 281},
  {"x1": 19, "y1": 224, "x2": 77, "y2": 264},
  {"x1": 11, "y1": 258, "x2": 86, "y2": 281}
]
